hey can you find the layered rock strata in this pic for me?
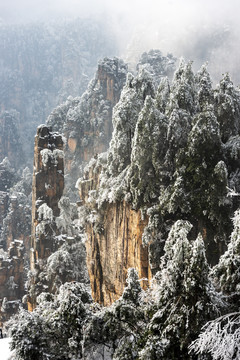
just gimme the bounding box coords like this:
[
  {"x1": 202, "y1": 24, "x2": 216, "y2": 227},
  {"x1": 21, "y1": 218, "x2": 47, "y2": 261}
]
[
  {"x1": 85, "y1": 201, "x2": 151, "y2": 305},
  {"x1": 79, "y1": 163, "x2": 151, "y2": 305}
]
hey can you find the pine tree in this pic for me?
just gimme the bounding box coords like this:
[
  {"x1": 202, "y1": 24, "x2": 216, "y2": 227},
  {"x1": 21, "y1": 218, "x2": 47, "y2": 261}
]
[
  {"x1": 83, "y1": 268, "x2": 145, "y2": 360},
  {"x1": 140, "y1": 221, "x2": 220, "y2": 359},
  {"x1": 211, "y1": 209, "x2": 240, "y2": 305},
  {"x1": 9, "y1": 282, "x2": 92, "y2": 360},
  {"x1": 155, "y1": 76, "x2": 170, "y2": 113},
  {"x1": 214, "y1": 73, "x2": 240, "y2": 142},
  {"x1": 129, "y1": 96, "x2": 168, "y2": 208},
  {"x1": 107, "y1": 69, "x2": 154, "y2": 176},
  {"x1": 196, "y1": 64, "x2": 214, "y2": 112},
  {"x1": 167, "y1": 60, "x2": 196, "y2": 115},
  {"x1": 183, "y1": 104, "x2": 226, "y2": 222}
]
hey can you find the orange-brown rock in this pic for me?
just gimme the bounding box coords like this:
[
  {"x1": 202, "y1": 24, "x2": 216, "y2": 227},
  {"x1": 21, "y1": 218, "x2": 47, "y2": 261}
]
[
  {"x1": 85, "y1": 201, "x2": 151, "y2": 305},
  {"x1": 31, "y1": 125, "x2": 64, "y2": 267},
  {"x1": 68, "y1": 137, "x2": 77, "y2": 153},
  {"x1": 79, "y1": 160, "x2": 152, "y2": 305}
]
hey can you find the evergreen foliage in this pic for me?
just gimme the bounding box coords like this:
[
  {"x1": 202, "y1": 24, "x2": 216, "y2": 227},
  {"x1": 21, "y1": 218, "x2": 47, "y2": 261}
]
[
  {"x1": 9, "y1": 282, "x2": 92, "y2": 360},
  {"x1": 87, "y1": 60, "x2": 239, "y2": 269},
  {"x1": 139, "y1": 221, "x2": 221, "y2": 359},
  {"x1": 107, "y1": 69, "x2": 155, "y2": 176},
  {"x1": 8, "y1": 222, "x2": 228, "y2": 360},
  {"x1": 214, "y1": 73, "x2": 240, "y2": 142},
  {"x1": 7, "y1": 55, "x2": 240, "y2": 359},
  {"x1": 211, "y1": 209, "x2": 240, "y2": 302}
]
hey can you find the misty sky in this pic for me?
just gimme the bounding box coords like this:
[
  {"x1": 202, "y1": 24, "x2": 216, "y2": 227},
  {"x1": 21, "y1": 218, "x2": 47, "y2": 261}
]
[
  {"x1": 1, "y1": 0, "x2": 239, "y2": 26},
  {"x1": 1, "y1": 0, "x2": 240, "y2": 83}
]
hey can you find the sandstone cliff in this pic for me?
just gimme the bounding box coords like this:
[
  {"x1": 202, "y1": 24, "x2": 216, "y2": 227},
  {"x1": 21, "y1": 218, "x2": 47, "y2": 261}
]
[
  {"x1": 47, "y1": 57, "x2": 128, "y2": 199},
  {"x1": 85, "y1": 200, "x2": 150, "y2": 305},
  {"x1": 78, "y1": 159, "x2": 151, "y2": 305},
  {"x1": 31, "y1": 125, "x2": 64, "y2": 267}
]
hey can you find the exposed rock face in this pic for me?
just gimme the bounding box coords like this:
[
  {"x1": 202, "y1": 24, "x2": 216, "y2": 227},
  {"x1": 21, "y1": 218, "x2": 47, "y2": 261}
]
[
  {"x1": 28, "y1": 125, "x2": 65, "y2": 309},
  {"x1": 85, "y1": 201, "x2": 150, "y2": 305},
  {"x1": 78, "y1": 162, "x2": 151, "y2": 305},
  {"x1": 0, "y1": 240, "x2": 25, "y2": 327},
  {"x1": 47, "y1": 57, "x2": 128, "y2": 198},
  {"x1": 31, "y1": 125, "x2": 64, "y2": 266}
]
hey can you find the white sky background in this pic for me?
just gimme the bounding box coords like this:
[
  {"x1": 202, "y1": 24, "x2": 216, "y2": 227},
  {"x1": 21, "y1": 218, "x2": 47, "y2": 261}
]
[
  {"x1": 0, "y1": 0, "x2": 238, "y2": 31},
  {"x1": 1, "y1": 0, "x2": 239, "y2": 28},
  {"x1": 0, "y1": 0, "x2": 240, "y2": 82}
]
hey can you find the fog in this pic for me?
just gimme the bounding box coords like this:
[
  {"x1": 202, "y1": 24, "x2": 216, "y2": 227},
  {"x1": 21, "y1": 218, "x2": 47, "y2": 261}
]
[{"x1": 1, "y1": 0, "x2": 240, "y2": 83}]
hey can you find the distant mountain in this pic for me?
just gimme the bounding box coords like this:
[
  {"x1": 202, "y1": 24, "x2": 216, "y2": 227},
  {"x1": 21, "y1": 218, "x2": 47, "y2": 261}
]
[{"x1": 0, "y1": 18, "x2": 117, "y2": 168}]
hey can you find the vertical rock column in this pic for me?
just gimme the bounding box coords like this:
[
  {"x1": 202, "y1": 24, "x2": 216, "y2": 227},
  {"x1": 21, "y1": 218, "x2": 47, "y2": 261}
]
[
  {"x1": 0, "y1": 240, "x2": 25, "y2": 327},
  {"x1": 31, "y1": 125, "x2": 64, "y2": 270}
]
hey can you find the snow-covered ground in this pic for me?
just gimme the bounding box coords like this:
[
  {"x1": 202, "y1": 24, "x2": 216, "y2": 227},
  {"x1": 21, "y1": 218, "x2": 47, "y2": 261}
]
[{"x1": 0, "y1": 338, "x2": 15, "y2": 359}]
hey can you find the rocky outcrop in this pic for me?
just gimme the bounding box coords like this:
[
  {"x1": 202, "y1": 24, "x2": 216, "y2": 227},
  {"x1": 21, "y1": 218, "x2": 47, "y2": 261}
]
[
  {"x1": 0, "y1": 240, "x2": 25, "y2": 327},
  {"x1": 31, "y1": 125, "x2": 64, "y2": 266},
  {"x1": 76, "y1": 60, "x2": 240, "y2": 308},
  {"x1": 28, "y1": 125, "x2": 64, "y2": 309},
  {"x1": 0, "y1": 162, "x2": 31, "y2": 325},
  {"x1": 85, "y1": 201, "x2": 151, "y2": 305},
  {"x1": 78, "y1": 162, "x2": 151, "y2": 305},
  {"x1": 47, "y1": 58, "x2": 128, "y2": 197}
]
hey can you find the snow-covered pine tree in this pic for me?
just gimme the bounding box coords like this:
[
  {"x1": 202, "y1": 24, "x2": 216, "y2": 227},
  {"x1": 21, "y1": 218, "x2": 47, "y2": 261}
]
[
  {"x1": 214, "y1": 73, "x2": 240, "y2": 142},
  {"x1": 107, "y1": 68, "x2": 155, "y2": 176},
  {"x1": 189, "y1": 211, "x2": 240, "y2": 359},
  {"x1": 196, "y1": 64, "x2": 214, "y2": 112},
  {"x1": 184, "y1": 104, "x2": 226, "y2": 221},
  {"x1": 211, "y1": 209, "x2": 240, "y2": 306},
  {"x1": 167, "y1": 60, "x2": 196, "y2": 115},
  {"x1": 9, "y1": 282, "x2": 92, "y2": 360},
  {"x1": 165, "y1": 60, "x2": 196, "y2": 167},
  {"x1": 83, "y1": 268, "x2": 145, "y2": 360},
  {"x1": 139, "y1": 220, "x2": 221, "y2": 359},
  {"x1": 129, "y1": 96, "x2": 168, "y2": 208},
  {"x1": 155, "y1": 76, "x2": 170, "y2": 113}
]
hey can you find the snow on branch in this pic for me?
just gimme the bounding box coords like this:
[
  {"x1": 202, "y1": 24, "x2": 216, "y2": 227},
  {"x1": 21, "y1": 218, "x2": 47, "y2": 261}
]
[
  {"x1": 189, "y1": 312, "x2": 240, "y2": 360},
  {"x1": 226, "y1": 186, "x2": 240, "y2": 197}
]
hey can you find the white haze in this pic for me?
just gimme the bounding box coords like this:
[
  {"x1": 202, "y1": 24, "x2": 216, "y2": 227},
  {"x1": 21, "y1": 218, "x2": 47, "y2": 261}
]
[{"x1": 1, "y1": 0, "x2": 240, "y2": 83}]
